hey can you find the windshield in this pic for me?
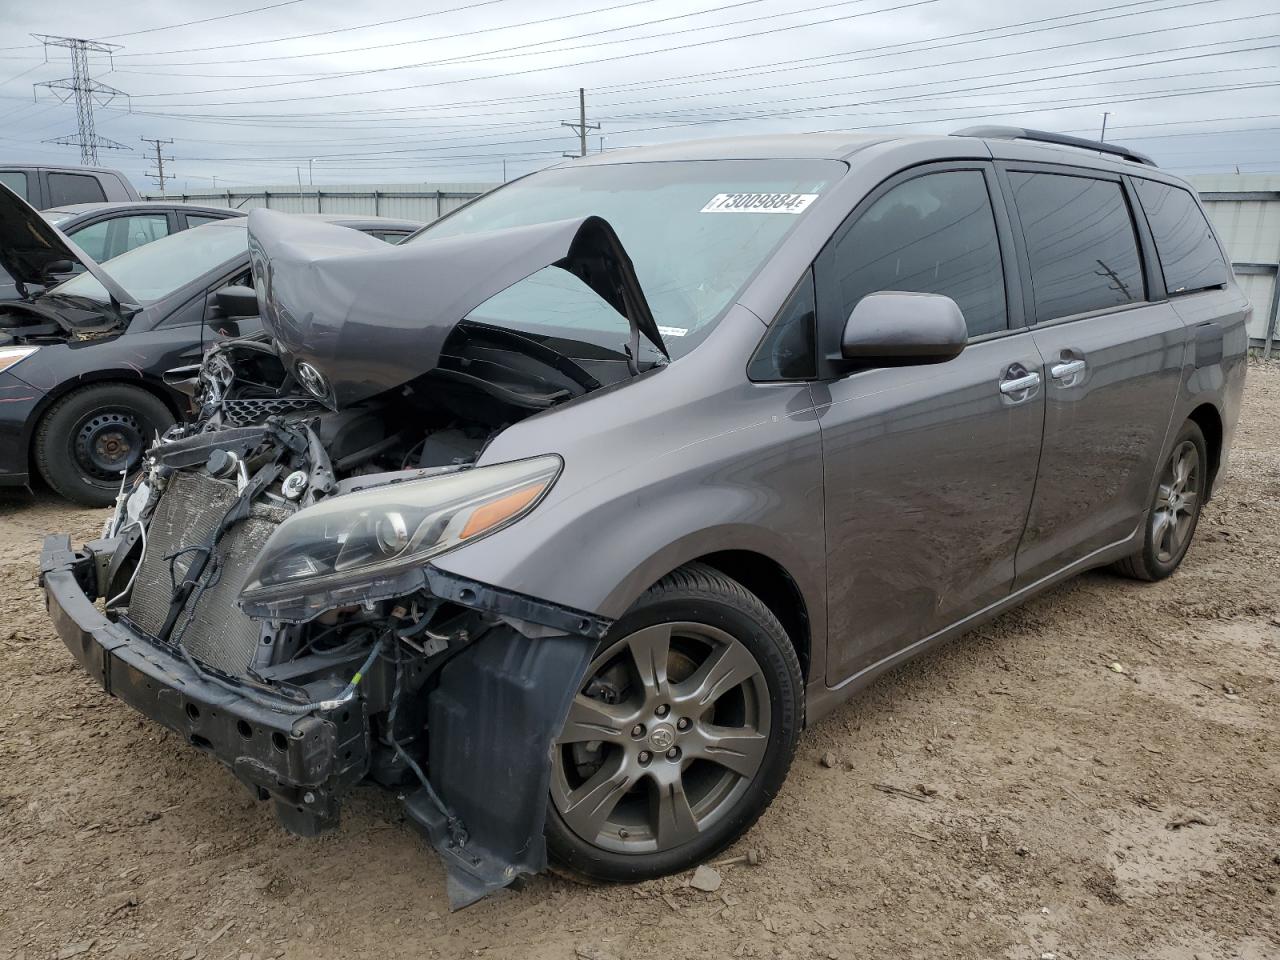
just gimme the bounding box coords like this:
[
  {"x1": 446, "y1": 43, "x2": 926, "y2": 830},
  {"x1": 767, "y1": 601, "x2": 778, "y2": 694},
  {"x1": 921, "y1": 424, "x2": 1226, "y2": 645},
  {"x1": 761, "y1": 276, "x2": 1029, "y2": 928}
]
[
  {"x1": 416, "y1": 159, "x2": 843, "y2": 358},
  {"x1": 50, "y1": 219, "x2": 248, "y2": 304}
]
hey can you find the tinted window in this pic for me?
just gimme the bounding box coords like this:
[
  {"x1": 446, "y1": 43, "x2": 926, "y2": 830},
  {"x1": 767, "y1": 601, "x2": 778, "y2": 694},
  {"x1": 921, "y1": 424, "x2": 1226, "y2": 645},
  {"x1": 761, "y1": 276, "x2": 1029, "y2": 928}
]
[
  {"x1": 48, "y1": 172, "x2": 107, "y2": 206},
  {"x1": 0, "y1": 170, "x2": 28, "y2": 201},
  {"x1": 749, "y1": 272, "x2": 817, "y2": 380},
  {"x1": 1010, "y1": 172, "x2": 1144, "y2": 321},
  {"x1": 1133, "y1": 180, "x2": 1229, "y2": 294},
  {"x1": 830, "y1": 170, "x2": 1007, "y2": 337}
]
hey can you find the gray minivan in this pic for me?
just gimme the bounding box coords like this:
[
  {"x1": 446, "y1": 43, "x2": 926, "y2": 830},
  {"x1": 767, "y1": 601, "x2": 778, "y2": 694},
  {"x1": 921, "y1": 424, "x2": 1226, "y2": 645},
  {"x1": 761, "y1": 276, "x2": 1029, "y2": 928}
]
[{"x1": 40, "y1": 126, "x2": 1248, "y2": 906}]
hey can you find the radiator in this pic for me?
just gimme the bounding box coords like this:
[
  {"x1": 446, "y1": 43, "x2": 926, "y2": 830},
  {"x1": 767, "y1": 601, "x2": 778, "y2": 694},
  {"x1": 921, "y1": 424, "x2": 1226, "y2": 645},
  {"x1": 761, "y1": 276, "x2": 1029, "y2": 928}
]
[{"x1": 127, "y1": 471, "x2": 289, "y2": 676}]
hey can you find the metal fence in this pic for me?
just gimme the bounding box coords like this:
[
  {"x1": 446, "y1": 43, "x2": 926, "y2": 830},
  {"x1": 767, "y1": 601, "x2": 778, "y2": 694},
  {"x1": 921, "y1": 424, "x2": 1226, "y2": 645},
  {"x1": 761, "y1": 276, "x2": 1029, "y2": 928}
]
[
  {"x1": 1188, "y1": 174, "x2": 1280, "y2": 356},
  {"x1": 141, "y1": 182, "x2": 499, "y2": 223}
]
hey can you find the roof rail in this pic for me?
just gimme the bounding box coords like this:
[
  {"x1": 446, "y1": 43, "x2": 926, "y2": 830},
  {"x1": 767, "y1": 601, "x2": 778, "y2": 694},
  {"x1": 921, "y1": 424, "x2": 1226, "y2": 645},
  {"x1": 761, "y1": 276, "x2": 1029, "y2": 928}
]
[{"x1": 951, "y1": 125, "x2": 1157, "y2": 167}]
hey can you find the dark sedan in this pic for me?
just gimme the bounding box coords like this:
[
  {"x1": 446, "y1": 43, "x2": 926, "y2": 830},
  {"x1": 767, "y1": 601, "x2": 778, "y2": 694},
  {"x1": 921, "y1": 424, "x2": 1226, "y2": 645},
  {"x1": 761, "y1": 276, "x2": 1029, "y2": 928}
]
[{"x1": 0, "y1": 186, "x2": 421, "y2": 504}]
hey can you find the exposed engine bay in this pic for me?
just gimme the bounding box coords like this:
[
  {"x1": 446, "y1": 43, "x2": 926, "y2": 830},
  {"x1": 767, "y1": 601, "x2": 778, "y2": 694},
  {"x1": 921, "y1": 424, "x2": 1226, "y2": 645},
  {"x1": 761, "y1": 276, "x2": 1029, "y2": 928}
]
[
  {"x1": 37, "y1": 208, "x2": 677, "y2": 907},
  {"x1": 49, "y1": 335, "x2": 611, "y2": 907}
]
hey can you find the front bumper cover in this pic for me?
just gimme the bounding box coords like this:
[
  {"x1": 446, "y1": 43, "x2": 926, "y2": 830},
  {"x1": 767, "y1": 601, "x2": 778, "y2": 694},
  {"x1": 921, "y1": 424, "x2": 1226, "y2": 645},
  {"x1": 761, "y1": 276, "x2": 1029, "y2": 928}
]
[{"x1": 40, "y1": 533, "x2": 603, "y2": 908}]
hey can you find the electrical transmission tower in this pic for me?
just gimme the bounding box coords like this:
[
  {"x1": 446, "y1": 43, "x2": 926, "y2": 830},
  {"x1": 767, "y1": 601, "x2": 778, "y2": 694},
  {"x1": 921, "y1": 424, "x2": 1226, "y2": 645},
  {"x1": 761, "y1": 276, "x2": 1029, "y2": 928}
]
[
  {"x1": 562, "y1": 88, "x2": 599, "y2": 159},
  {"x1": 32, "y1": 35, "x2": 129, "y2": 165},
  {"x1": 141, "y1": 137, "x2": 175, "y2": 195}
]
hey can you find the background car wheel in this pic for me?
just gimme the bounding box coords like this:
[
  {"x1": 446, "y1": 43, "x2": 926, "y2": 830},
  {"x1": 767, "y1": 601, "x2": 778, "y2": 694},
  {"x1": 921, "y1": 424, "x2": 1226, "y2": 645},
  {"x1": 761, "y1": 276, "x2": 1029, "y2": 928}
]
[
  {"x1": 34, "y1": 383, "x2": 174, "y2": 507},
  {"x1": 545, "y1": 562, "x2": 803, "y2": 883},
  {"x1": 1114, "y1": 419, "x2": 1208, "y2": 582}
]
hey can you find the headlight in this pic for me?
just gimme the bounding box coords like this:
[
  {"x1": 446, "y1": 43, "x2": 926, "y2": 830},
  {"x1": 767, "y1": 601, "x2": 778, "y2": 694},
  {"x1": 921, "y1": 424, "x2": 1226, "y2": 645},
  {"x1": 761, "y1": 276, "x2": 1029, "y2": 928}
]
[
  {"x1": 239, "y1": 455, "x2": 561, "y2": 621},
  {"x1": 0, "y1": 346, "x2": 38, "y2": 375}
]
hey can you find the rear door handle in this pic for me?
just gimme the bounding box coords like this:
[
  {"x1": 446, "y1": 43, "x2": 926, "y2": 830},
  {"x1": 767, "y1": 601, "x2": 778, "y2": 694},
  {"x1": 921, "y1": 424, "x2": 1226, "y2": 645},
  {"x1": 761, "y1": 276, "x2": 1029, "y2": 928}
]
[
  {"x1": 1050, "y1": 359, "x2": 1086, "y2": 379},
  {"x1": 999, "y1": 371, "x2": 1041, "y2": 395}
]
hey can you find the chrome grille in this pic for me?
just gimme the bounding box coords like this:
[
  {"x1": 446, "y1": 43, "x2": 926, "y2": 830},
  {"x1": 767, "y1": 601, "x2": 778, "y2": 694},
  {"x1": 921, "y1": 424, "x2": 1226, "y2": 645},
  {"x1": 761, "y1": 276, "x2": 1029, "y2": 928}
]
[{"x1": 128, "y1": 472, "x2": 289, "y2": 676}]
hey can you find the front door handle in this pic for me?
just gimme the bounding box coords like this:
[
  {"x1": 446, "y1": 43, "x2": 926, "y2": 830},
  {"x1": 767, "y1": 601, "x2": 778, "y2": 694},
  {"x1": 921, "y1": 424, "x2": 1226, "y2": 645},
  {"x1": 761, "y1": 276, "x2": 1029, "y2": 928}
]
[
  {"x1": 1050, "y1": 358, "x2": 1087, "y2": 380},
  {"x1": 999, "y1": 371, "x2": 1041, "y2": 395}
]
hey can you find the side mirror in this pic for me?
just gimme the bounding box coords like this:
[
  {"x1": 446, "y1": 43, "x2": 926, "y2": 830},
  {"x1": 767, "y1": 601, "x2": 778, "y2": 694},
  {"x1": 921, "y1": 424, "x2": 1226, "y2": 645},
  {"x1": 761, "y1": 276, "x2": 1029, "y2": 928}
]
[
  {"x1": 43, "y1": 258, "x2": 74, "y2": 278},
  {"x1": 213, "y1": 284, "x2": 259, "y2": 318},
  {"x1": 841, "y1": 291, "x2": 967, "y2": 366}
]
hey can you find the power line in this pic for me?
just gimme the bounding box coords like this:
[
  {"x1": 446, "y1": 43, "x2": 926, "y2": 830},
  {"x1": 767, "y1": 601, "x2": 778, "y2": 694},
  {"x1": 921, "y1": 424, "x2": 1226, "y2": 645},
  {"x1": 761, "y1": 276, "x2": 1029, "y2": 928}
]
[
  {"x1": 32, "y1": 35, "x2": 129, "y2": 164},
  {"x1": 96, "y1": 0, "x2": 311, "y2": 40},
  {"x1": 94, "y1": 0, "x2": 1195, "y2": 120},
  {"x1": 128, "y1": 0, "x2": 945, "y2": 105},
  {"x1": 118, "y1": 0, "x2": 675, "y2": 65}
]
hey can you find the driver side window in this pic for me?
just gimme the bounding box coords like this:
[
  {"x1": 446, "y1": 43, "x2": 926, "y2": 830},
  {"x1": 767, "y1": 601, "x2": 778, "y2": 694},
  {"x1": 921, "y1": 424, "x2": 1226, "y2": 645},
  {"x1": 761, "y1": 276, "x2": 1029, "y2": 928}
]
[{"x1": 829, "y1": 170, "x2": 1008, "y2": 338}]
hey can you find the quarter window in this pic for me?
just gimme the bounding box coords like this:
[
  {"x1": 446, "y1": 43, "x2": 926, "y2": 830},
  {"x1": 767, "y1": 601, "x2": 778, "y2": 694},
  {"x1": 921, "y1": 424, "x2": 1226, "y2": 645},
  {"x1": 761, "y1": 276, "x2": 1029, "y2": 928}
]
[
  {"x1": 749, "y1": 271, "x2": 817, "y2": 380},
  {"x1": 829, "y1": 170, "x2": 1008, "y2": 338},
  {"x1": 1133, "y1": 180, "x2": 1229, "y2": 295},
  {"x1": 1010, "y1": 172, "x2": 1144, "y2": 322},
  {"x1": 48, "y1": 172, "x2": 107, "y2": 206}
]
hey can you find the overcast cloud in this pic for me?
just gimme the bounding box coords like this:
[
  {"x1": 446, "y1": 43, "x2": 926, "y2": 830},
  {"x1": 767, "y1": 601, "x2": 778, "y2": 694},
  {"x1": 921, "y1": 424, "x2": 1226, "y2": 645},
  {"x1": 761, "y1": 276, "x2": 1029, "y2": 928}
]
[{"x1": 0, "y1": 0, "x2": 1276, "y2": 191}]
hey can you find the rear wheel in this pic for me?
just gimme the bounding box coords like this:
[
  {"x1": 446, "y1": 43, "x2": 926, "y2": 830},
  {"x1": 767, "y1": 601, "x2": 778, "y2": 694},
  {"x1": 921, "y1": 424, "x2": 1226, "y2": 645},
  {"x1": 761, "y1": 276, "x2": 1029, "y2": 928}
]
[
  {"x1": 1114, "y1": 420, "x2": 1207, "y2": 581},
  {"x1": 545, "y1": 563, "x2": 802, "y2": 883},
  {"x1": 34, "y1": 383, "x2": 174, "y2": 507}
]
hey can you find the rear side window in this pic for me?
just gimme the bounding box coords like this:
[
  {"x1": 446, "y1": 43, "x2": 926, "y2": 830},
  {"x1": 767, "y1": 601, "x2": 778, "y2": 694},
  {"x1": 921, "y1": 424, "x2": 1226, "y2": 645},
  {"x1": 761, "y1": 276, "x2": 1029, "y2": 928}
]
[
  {"x1": 1133, "y1": 180, "x2": 1229, "y2": 295},
  {"x1": 185, "y1": 214, "x2": 225, "y2": 228},
  {"x1": 48, "y1": 172, "x2": 107, "y2": 206},
  {"x1": 67, "y1": 214, "x2": 170, "y2": 263},
  {"x1": 1010, "y1": 172, "x2": 1144, "y2": 322},
  {"x1": 829, "y1": 170, "x2": 1008, "y2": 338},
  {"x1": 0, "y1": 170, "x2": 28, "y2": 201}
]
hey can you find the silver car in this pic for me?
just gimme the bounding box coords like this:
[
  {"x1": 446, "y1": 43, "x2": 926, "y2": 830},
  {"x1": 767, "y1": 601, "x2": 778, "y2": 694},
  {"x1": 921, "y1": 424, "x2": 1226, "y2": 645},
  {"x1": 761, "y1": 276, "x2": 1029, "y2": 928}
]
[{"x1": 40, "y1": 126, "x2": 1248, "y2": 907}]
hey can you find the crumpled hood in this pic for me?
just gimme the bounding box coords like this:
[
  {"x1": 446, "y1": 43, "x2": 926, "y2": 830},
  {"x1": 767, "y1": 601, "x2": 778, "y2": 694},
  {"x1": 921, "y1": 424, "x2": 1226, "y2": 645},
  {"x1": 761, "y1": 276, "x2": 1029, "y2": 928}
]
[
  {"x1": 248, "y1": 208, "x2": 667, "y2": 409},
  {"x1": 0, "y1": 182, "x2": 137, "y2": 311}
]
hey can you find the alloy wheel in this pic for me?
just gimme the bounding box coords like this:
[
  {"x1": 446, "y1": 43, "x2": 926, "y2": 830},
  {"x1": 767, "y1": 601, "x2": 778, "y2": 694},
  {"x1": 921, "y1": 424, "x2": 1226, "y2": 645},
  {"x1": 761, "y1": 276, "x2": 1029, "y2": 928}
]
[
  {"x1": 1152, "y1": 439, "x2": 1201, "y2": 564},
  {"x1": 550, "y1": 621, "x2": 771, "y2": 855}
]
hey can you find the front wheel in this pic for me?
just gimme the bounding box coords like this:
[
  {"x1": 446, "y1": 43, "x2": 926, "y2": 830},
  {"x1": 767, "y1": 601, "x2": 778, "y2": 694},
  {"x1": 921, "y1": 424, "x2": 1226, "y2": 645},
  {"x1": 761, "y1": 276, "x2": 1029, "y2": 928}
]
[
  {"x1": 34, "y1": 383, "x2": 175, "y2": 507},
  {"x1": 1114, "y1": 419, "x2": 1208, "y2": 581},
  {"x1": 545, "y1": 563, "x2": 803, "y2": 883}
]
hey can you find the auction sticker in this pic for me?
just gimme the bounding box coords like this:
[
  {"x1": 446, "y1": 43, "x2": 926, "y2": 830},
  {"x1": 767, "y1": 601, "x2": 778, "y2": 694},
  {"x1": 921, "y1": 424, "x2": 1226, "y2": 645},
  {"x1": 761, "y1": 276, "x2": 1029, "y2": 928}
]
[{"x1": 700, "y1": 192, "x2": 819, "y2": 214}]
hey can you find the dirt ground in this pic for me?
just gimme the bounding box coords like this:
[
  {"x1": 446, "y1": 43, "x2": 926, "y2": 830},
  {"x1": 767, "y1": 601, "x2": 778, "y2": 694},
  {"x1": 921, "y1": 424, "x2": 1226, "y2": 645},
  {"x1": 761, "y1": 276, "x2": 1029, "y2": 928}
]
[{"x1": 2, "y1": 365, "x2": 1278, "y2": 960}]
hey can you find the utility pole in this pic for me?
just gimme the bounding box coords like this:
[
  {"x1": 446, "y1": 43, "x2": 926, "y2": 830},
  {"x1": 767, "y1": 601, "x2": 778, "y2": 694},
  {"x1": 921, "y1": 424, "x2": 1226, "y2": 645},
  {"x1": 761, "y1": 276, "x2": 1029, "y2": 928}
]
[
  {"x1": 1099, "y1": 111, "x2": 1111, "y2": 142},
  {"x1": 562, "y1": 87, "x2": 599, "y2": 158},
  {"x1": 141, "y1": 137, "x2": 174, "y2": 196},
  {"x1": 32, "y1": 35, "x2": 128, "y2": 165}
]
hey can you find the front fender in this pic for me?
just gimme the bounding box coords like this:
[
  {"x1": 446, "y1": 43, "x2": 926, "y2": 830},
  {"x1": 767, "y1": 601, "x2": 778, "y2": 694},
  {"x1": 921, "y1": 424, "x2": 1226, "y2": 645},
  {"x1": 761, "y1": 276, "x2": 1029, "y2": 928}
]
[{"x1": 431, "y1": 311, "x2": 827, "y2": 666}]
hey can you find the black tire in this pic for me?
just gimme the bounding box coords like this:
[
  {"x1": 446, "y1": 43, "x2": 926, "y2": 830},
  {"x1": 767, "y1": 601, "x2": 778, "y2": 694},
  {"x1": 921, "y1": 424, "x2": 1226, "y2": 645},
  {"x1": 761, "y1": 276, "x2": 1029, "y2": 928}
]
[
  {"x1": 545, "y1": 562, "x2": 803, "y2": 883},
  {"x1": 1114, "y1": 419, "x2": 1208, "y2": 582},
  {"x1": 34, "y1": 383, "x2": 174, "y2": 507}
]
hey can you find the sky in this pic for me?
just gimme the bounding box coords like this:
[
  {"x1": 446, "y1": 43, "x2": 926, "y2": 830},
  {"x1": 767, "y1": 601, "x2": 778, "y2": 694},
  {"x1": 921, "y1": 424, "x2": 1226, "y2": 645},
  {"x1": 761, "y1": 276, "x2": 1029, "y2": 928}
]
[{"x1": 0, "y1": 0, "x2": 1277, "y2": 192}]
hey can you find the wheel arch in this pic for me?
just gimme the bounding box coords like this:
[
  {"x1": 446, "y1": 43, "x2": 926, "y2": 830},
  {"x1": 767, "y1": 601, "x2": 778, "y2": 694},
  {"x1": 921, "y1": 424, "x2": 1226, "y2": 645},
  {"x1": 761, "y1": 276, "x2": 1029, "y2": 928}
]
[
  {"x1": 25, "y1": 372, "x2": 184, "y2": 470},
  {"x1": 1187, "y1": 402, "x2": 1223, "y2": 498},
  {"x1": 687, "y1": 550, "x2": 813, "y2": 683}
]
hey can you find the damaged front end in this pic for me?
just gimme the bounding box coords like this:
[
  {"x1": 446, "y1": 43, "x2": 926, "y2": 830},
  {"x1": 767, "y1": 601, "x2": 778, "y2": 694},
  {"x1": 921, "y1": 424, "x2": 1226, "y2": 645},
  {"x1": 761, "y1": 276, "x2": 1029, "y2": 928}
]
[{"x1": 37, "y1": 208, "x2": 674, "y2": 907}]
